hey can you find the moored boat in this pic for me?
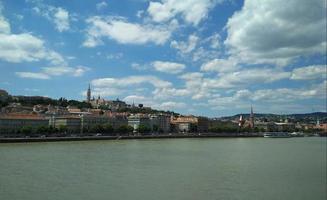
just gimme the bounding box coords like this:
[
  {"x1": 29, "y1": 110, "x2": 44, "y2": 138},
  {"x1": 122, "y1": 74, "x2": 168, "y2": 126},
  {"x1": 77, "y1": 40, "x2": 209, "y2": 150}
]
[{"x1": 263, "y1": 132, "x2": 291, "y2": 138}]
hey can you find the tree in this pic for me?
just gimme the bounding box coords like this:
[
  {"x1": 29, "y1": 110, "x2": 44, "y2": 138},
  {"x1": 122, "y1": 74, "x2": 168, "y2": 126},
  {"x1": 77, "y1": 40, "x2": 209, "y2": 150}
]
[
  {"x1": 89, "y1": 124, "x2": 104, "y2": 133},
  {"x1": 137, "y1": 124, "x2": 151, "y2": 134},
  {"x1": 116, "y1": 125, "x2": 134, "y2": 135},
  {"x1": 58, "y1": 125, "x2": 67, "y2": 133},
  {"x1": 36, "y1": 126, "x2": 49, "y2": 134},
  {"x1": 103, "y1": 123, "x2": 114, "y2": 135},
  {"x1": 152, "y1": 124, "x2": 159, "y2": 132},
  {"x1": 20, "y1": 126, "x2": 33, "y2": 136}
]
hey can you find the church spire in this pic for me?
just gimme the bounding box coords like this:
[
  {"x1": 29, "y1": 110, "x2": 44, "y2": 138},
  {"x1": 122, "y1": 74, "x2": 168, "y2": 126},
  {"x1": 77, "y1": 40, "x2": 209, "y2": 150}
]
[
  {"x1": 250, "y1": 105, "x2": 254, "y2": 128},
  {"x1": 87, "y1": 83, "x2": 91, "y2": 102}
]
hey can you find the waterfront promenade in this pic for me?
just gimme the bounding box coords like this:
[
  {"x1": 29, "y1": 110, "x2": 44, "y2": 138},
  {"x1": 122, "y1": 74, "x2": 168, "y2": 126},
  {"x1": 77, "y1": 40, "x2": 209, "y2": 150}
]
[{"x1": 0, "y1": 133, "x2": 262, "y2": 143}]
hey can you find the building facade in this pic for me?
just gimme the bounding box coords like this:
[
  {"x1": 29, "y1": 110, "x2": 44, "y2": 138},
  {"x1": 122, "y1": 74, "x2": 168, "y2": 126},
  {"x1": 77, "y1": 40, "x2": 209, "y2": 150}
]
[{"x1": 0, "y1": 114, "x2": 49, "y2": 135}]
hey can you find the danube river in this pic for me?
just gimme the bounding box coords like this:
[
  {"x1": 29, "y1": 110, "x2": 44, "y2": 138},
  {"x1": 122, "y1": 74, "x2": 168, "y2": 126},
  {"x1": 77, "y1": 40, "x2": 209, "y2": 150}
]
[{"x1": 0, "y1": 137, "x2": 326, "y2": 200}]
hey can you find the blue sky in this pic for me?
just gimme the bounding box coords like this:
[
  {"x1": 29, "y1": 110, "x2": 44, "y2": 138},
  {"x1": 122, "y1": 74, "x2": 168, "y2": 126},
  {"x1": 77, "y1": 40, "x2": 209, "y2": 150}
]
[{"x1": 0, "y1": 0, "x2": 326, "y2": 117}]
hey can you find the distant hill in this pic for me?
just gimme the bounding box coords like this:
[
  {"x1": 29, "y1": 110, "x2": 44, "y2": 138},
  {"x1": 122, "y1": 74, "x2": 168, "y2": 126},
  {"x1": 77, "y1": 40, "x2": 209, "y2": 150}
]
[{"x1": 221, "y1": 112, "x2": 327, "y2": 122}]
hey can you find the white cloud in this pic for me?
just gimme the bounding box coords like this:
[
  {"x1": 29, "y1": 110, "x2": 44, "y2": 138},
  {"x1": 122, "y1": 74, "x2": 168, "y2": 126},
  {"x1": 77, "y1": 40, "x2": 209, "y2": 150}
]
[
  {"x1": 147, "y1": 0, "x2": 222, "y2": 26},
  {"x1": 251, "y1": 83, "x2": 326, "y2": 102},
  {"x1": 53, "y1": 7, "x2": 70, "y2": 32},
  {"x1": 30, "y1": 2, "x2": 71, "y2": 32},
  {"x1": 208, "y1": 81, "x2": 326, "y2": 112},
  {"x1": 152, "y1": 61, "x2": 186, "y2": 74},
  {"x1": 291, "y1": 65, "x2": 326, "y2": 80},
  {"x1": 123, "y1": 95, "x2": 154, "y2": 106},
  {"x1": 0, "y1": 14, "x2": 10, "y2": 34},
  {"x1": 0, "y1": 32, "x2": 65, "y2": 65},
  {"x1": 96, "y1": 1, "x2": 108, "y2": 10},
  {"x1": 0, "y1": 6, "x2": 66, "y2": 64},
  {"x1": 15, "y1": 72, "x2": 50, "y2": 80},
  {"x1": 92, "y1": 75, "x2": 172, "y2": 89},
  {"x1": 131, "y1": 63, "x2": 149, "y2": 71},
  {"x1": 152, "y1": 87, "x2": 190, "y2": 100},
  {"x1": 16, "y1": 65, "x2": 90, "y2": 79},
  {"x1": 0, "y1": 33, "x2": 45, "y2": 63},
  {"x1": 73, "y1": 66, "x2": 90, "y2": 77},
  {"x1": 83, "y1": 16, "x2": 174, "y2": 47},
  {"x1": 206, "y1": 68, "x2": 290, "y2": 89},
  {"x1": 225, "y1": 0, "x2": 326, "y2": 66},
  {"x1": 201, "y1": 58, "x2": 238, "y2": 73},
  {"x1": 171, "y1": 33, "x2": 221, "y2": 62},
  {"x1": 136, "y1": 10, "x2": 144, "y2": 18},
  {"x1": 42, "y1": 66, "x2": 90, "y2": 77},
  {"x1": 170, "y1": 34, "x2": 199, "y2": 54},
  {"x1": 106, "y1": 53, "x2": 123, "y2": 60},
  {"x1": 191, "y1": 46, "x2": 219, "y2": 62},
  {"x1": 207, "y1": 33, "x2": 220, "y2": 49},
  {"x1": 153, "y1": 101, "x2": 186, "y2": 110}
]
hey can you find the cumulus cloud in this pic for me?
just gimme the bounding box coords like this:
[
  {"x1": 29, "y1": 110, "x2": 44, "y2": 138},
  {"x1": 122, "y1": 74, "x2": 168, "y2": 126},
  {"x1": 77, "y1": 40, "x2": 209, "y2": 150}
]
[
  {"x1": 15, "y1": 72, "x2": 50, "y2": 80},
  {"x1": 152, "y1": 61, "x2": 186, "y2": 74},
  {"x1": 16, "y1": 66, "x2": 91, "y2": 80},
  {"x1": 42, "y1": 66, "x2": 90, "y2": 77},
  {"x1": 53, "y1": 7, "x2": 70, "y2": 32},
  {"x1": 30, "y1": 1, "x2": 71, "y2": 32},
  {"x1": 225, "y1": 0, "x2": 326, "y2": 66},
  {"x1": 92, "y1": 75, "x2": 172, "y2": 89},
  {"x1": 83, "y1": 16, "x2": 175, "y2": 47},
  {"x1": 0, "y1": 13, "x2": 10, "y2": 34},
  {"x1": 153, "y1": 101, "x2": 186, "y2": 110},
  {"x1": 208, "y1": 81, "x2": 326, "y2": 112},
  {"x1": 201, "y1": 58, "x2": 238, "y2": 73},
  {"x1": 147, "y1": 0, "x2": 222, "y2": 26},
  {"x1": 96, "y1": 1, "x2": 108, "y2": 10},
  {"x1": 290, "y1": 65, "x2": 326, "y2": 80},
  {"x1": 171, "y1": 33, "x2": 221, "y2": 62},
  {"x1": 170, "y1": 34, "x2": 199, "y2": 55},
  {"x1": 206, "y1": 68, "x2": 291, "y2": 89},
  {"x1": 123, "y1": 95, "x2": 155, "y2": 106},
  {"x1": 206, "y1": 33, "x2": 220, "y2": 49},
  {"x1": 0, "y1": 10, "x2": 65, "y2": 64}
]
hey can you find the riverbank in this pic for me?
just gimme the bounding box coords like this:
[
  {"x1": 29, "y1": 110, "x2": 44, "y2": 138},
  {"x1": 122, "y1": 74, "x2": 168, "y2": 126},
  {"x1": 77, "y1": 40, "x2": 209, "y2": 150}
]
[{"x1": 0, "y1": 133, "x2": 264, "y2": 143}]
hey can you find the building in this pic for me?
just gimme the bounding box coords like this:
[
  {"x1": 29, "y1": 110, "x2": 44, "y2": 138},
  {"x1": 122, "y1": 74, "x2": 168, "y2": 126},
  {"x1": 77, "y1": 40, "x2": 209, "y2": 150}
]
[
  {"x1": 1, "y1": 103, "x2": 33, "y2": 114},
  {"x1": 150, "y1": 114, "x2": 171, "y2": 133},
  {"x1": 89, "y1": 96, "x2": 128, "y2": 111},
  {"x1": 266, "y1": 122, "x2": 295, "y2": 132},
  {"x1": 49, "y1": 114, "x2": 128, "y2": 134},
  {"x1": 49, "y1": 116, "x2": 81, "y2": 133},
  {"x1": 128, "y1": 114, "x2": 152, "y2": 133},
  {"x1": 197, "y1": 117, "x2": 209, "y2": 132},
  {"x1": 0, "y1": 114, "x2": 49, "y2": 135},
  {"x1": 170, "y1": 115, "x2": 198, "y2": 133},
  {"x1": 81, "y1": 115, "x2": 127, "y2": 131}
]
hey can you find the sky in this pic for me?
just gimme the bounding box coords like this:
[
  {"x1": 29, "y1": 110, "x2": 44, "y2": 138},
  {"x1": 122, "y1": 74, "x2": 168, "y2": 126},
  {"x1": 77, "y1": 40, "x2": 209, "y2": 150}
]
[{"x1": 0, "y1": 0, "x2": 326, "y2": 117}]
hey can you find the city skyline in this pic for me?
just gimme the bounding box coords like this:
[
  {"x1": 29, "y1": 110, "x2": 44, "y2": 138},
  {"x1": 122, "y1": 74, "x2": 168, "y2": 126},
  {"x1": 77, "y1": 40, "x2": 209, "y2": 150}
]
[{"x1": 0, "y1": 0, "x2": 326, "y2": 117}]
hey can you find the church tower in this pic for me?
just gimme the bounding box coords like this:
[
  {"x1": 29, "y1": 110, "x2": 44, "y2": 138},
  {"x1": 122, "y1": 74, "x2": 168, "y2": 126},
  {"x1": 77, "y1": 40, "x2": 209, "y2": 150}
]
[
  {"x1": 87, "y1": 84, "x2": 91, "y2": 102},
  {"x1": 250, "y1": 105, "x2": 254, "y2": 128}
]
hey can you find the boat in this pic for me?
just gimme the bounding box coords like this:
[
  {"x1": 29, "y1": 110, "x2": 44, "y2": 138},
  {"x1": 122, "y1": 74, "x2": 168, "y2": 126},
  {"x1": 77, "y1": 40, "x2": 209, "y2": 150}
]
[
  {"x1": 263, "y1": 132, "x2": 291, "y2": 138},
  {"x1": 290, "y1": 132, "x2": 304, "y2": 137}
]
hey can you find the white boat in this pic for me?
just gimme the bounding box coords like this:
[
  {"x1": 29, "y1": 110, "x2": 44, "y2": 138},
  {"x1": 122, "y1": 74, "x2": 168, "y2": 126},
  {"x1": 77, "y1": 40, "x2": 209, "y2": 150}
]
[{"x1": 263, "y1": 132, "x2": 291, "y2": 138}]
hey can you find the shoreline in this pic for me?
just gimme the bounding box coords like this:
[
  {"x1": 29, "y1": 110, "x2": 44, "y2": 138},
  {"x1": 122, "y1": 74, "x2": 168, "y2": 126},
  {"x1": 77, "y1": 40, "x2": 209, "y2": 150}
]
[{"x1": 0, "y1": 134, "x2": 263, "y2": 143}]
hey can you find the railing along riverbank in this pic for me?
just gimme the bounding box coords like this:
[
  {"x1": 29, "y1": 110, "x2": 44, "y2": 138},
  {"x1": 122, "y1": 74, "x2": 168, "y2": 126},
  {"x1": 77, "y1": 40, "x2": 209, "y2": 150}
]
[{"x1": 0, "y1": 133, "x2": 263, "y2": 143}]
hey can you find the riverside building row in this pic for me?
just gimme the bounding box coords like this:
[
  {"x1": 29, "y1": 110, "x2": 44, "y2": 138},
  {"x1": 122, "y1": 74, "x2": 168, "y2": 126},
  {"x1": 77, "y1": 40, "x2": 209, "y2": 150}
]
[
  {"x1": 0, "y1": 112, "x2": 211, "y2": 135},
  {"x1": 2, "y1": 112, "x2": 324, "y2": 136}
]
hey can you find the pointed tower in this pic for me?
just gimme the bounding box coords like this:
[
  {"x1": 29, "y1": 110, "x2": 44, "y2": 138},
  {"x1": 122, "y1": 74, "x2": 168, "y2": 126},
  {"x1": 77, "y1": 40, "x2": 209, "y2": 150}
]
[
  {"x1": 250, "y1": 105, "x2": 254, "y2": 128},
  {"x1": 87, "y1": 84, "x2": 91, "y2": 102},
  {"x1": 239, "y1": 115, "x2": 244, "y2": 127}
]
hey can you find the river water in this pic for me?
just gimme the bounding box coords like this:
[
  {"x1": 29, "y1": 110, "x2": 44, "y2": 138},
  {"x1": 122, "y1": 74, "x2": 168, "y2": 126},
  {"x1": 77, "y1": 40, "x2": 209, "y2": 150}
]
[{"x1": 0, "y1": 137, "x2": 326, "y2": 200}]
